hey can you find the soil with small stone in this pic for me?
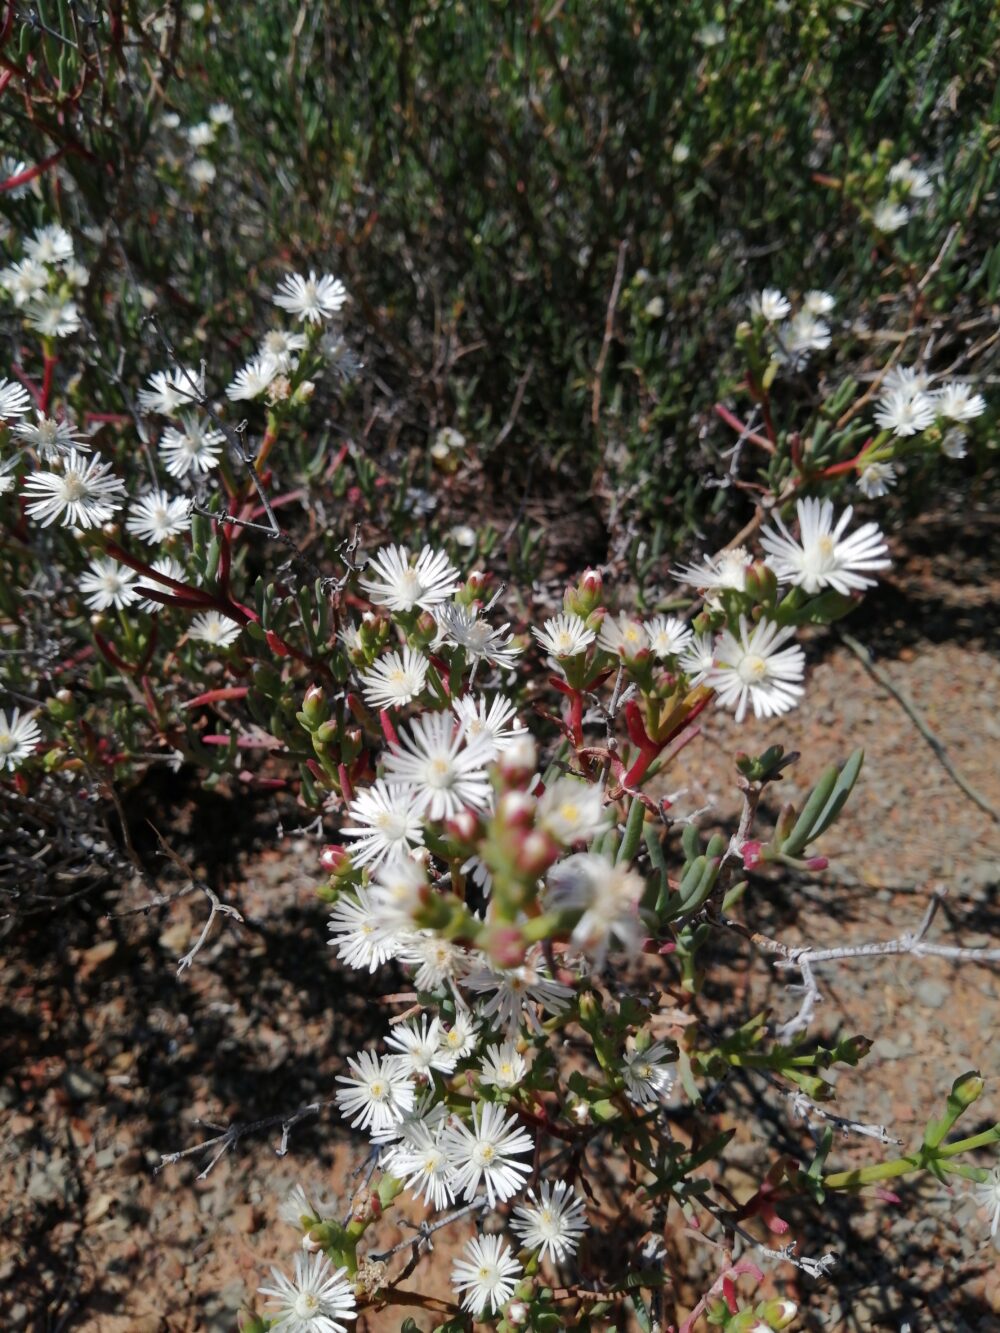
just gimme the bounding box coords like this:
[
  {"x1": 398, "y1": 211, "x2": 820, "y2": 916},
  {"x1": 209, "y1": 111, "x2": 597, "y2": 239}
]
[{"x1": 2, "y1": 517, "x2": 998, "y2": 1333}]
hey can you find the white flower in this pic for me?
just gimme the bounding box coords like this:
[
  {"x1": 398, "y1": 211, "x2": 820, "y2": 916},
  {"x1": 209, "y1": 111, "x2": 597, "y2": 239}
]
[
  {"x1": 125, "y1": 489, "x2": 192, "y2": 544},
  {"x1": 366, "y1": 854, "x2": 429, "y2": 929},
  {"x1": 479, "y1": 1040, "x2": 526, "y2": 1089},
  {"x1": 511, "y1": 1181, "x2": 588, "y2": 1262},
  {"x1": 760, "y1": 497, "x2": 891, "y2": 595},
  {"x1": 341, "y1": 781, "x2": 425, "y2": 868},
  {"x1": 24, "y1": 224, "x2": 74, "y2": 266},
  {"x1": 278, "y1": 1181, "x2": 335, "y2": 1229},
  {"x1": 385, "y1": 1117, "x2": 456, "y2": 1211},
  {"x1": 208, "y1": 102, "x2": 234, "y2": 126},
  {"x1": 359, "y1": 544, "x2": 460, "y2": 613},
  {"x1": 22, "y1": 450, "x2": 126, "y2": 528},
  {"x1": 888, "y1": 158, "x2": 933, "y2": 200},
  {"x1": 226, "y1": 353, "x2": 279, "y2": 401},
  {"x1": 441, "y1": 1101, "x2": 534, "y2": 1206},
  {"x1": 802, "y1": 289, "x2": 835, "y2": 316},
  {"x1": 451, "y1": 1233, "x2": 523, "y2": 1315},
  {"x1": 537, "y1": 776, "x2": 610, "y2": 845},
  {"x1": 260, "y1": 327, "x2": 308, "y2": 371},
  {"x1": 78, "y1": 556, "x2": 139, "y2": 611},
  {"x1": 0, "y1": 258, "x2": 48, "y2": 306},
  {"x1": 188, "y1": 158, "x2": 216, "y2": 187},
  {"x1": 135, "y1": 556, "x2": 187, "y2": 612},
  {"x1": 856, "y1": 461, "x2": 897, "y2": 499},
  {"x1": 138, "y1": 366, "x2": 205, "y2": 416},
  {"x1": 881, "y1": 364, "x2": 933, "y2": 400},
  {"x1": 360, "y1": 647, "x2": 428, "y2": 711},
  {"x1": 0, "y1": 708, "x2": 41, "y2": 770},
  {"x1": 933, "y1": 382, "x2": 986, "y2": 423},
  {"x1": 327, "y1": 885, "x2": 406, "y2": 973},
  {"x1": 672, "y1": 546, "x2": 754, "y2": 591},
  {"x1": 188, "y1": 610, "x2": 242, "y2": 647},
  {"x1": 0, "y1": 378, "x2": 33, "y2": 420},
  {"x1": 706, "y1": 617, "x2": 806, "y2": 723},
  {"x1": 186, "y1": 121, "x2": 215, "y2": 148},
  {"x1": 435, "y1": 603, "x2": 522, "y2": 671},
  {"x1": 273, "y1": 271, "x2": 347, "y2": 323},
  {"x1": 645, "y1": 614, "x2": 693, "y2": 659},
  {"x1": 385, "y1": 1015, "x2": 457, "y2": 1078},
  {"x1": 464, "y1": 958, "x2": 574, "y2": 1035},
  {"x1": 872, "y1": 200, "x2": 909, "y2": 234},
  {"x1": 64, "y1": 261, "x2": 88, "y2": 290},
  {"x1": 545, "y1": 852, "x2": 646, "y2": 969},
  {"x1": 533, "y1": 612, "x2": 595, "y2": 659},
  {"x1": 158, "y1": 414, "x2": 226, "y2": 478},
  {"x1": 778, "y1": 310, "x2": 831, "y2": 367},
  {"x1": 335, "y1": 1050, "x2": 414, "y2": 1136},
  {"x1": 597, "y1": 613, "x2": 649, "y2": 659},
  {"x1": 873, "y1": 388, "x2": 936, "y2": 436},
  {"x1": 679, "y1": 632, "x2": 716, "y2": 685},
  {"x1": 441, "y1": 1009, "x2": 480, "y2": 1059},
  {"x1": 972, "y1": 1165, "x2": 1000, "y2": 1238},
  {"x1": 398, "y1": 932, "x2": 471, "y2": 993},
  {"x1": 941, "y1": 427, "x2": 968, "y2": 459},
  {"x1": 383, "y1": 712, "x2": 494, "y2": 820},
  {"x1": 0, "y1": 156, "x2": 29, "y2": 198},
  {"x1": 750, "y1": 288, "x2": 791, "y2": 322},
  {"x1": 25, "y1": 297, "x2": 80, "y2": 338},
  {"x1": 0, "y1": 455, "x2": 19, "y2": 495},
  {"x1": 258, "y1": 1252, "x2": 357, "y2": 1333},
  {"x1": 452, "y1": 693, "x2": 522, "y2": 758},
  {"x1": 435, "y1": 426, "x2": 467, "y2": 452},
  {"x1": 11, "y1": 414, "x2": 88, "y2": 461},
  {"x1": 622, "y1": 1040, "x2": 676, "y2": 1107}
]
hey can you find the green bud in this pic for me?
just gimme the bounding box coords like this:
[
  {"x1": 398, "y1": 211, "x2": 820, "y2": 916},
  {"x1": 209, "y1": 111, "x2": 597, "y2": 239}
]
[{"x1": 300, "y1": 684, "x2": 327, "y2": 728}]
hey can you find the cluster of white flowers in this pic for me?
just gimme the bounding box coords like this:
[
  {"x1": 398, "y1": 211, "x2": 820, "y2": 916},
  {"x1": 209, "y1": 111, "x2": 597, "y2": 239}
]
[
  {"x1": 254, "y1": 491, "x2": 904, "y2": 1318},
  {"x1": 750, "y1": 288, "x2": 834, "y2": 371},
  {"x1": 872, "y1": 157, "x2": 934, "y2": 235},
  {"x1": 0, "y1": 223, "x2": 85, "y2": 338},
  {"x1": 870, "y1": 364, "x2": 985, "y2": 490},
  {"x1": 222, "y1": 271, "x2": 346, "y2": 406}
]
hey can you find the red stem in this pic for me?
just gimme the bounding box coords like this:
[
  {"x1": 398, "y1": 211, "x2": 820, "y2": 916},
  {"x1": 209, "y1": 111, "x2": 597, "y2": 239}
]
[
  {"x1": 0, "y1": 148, "x2": 66, "y2": 194},
  {"x1": 40, "y1": 352, "x2": 57, "y2": 415},
  {"x1": 715, "y1": 401, "x2": 775, "y2": 455}
]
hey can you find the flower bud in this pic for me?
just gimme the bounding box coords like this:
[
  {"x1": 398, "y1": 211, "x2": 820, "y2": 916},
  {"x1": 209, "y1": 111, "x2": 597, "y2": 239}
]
[
  {"x1": 320, "y1": 844, "x2": 349, "y2": 874},
  {"x1": 565, "y1": 567, "x2": 603, "y2": 617},
  {"x1": 757, "y1": 1298, "x2": 798, "y2": 1329},
  {"x1": 507, "y1": 1300, "x2": 529, "y2": 1326},
  {"x1": 744, "y1": 560, "x2": 778, "y2": 606},
  {"x1": 496, "y1": 734, "x2": 538, "y2": 785},
  {"x1": 496, "y1": 790, "x2": 537, "y2": 829},
  {"x1": 301, "y1": 684, "x2": 326, "y2": 728},
  {"x1": 742, "y1": 839, "x2": 764, "y2": 870},
  {"x1": 514, "y1": 828, "x2": 559, "y2": 877},
  {"x1": 445, "y1": 809, "x2": 481, "y2": 846},
  {"x1": 482, "y1": 924, "x2": 527, "y2": 969},
  {"x1": 465, "y1": 569, "x2": 489, "y2": 596}
]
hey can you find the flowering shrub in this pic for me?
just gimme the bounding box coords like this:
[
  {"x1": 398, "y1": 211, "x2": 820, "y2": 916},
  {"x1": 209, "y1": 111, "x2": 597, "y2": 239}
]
[{"x1": 2, "y1": 5, "x2": 999, "y2": 1332}]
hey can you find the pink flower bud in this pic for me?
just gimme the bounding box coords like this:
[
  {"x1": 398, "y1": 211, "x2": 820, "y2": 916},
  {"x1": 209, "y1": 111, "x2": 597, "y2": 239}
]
[
  {"x1": 496, "y1": 791, "x2": 537, "y2": 828},
  {"x1": 320, "y1": 844, "x2": 348, "y2": 873},
  {"x1": 742, "y1": 839, "x2": 764, "y2": 870},
  {"x1": 445, "y1": 809, "x2": 481, "y2": 844},
  {"x1": 484, "y1": 925, "x2": 527, "y2": 969},
  {"x1": 514, "y1": 828, "x2": 559, "y2": 876},
  {"x1": 805, "y1": 855, "x2": 828, "y2": 871}
]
